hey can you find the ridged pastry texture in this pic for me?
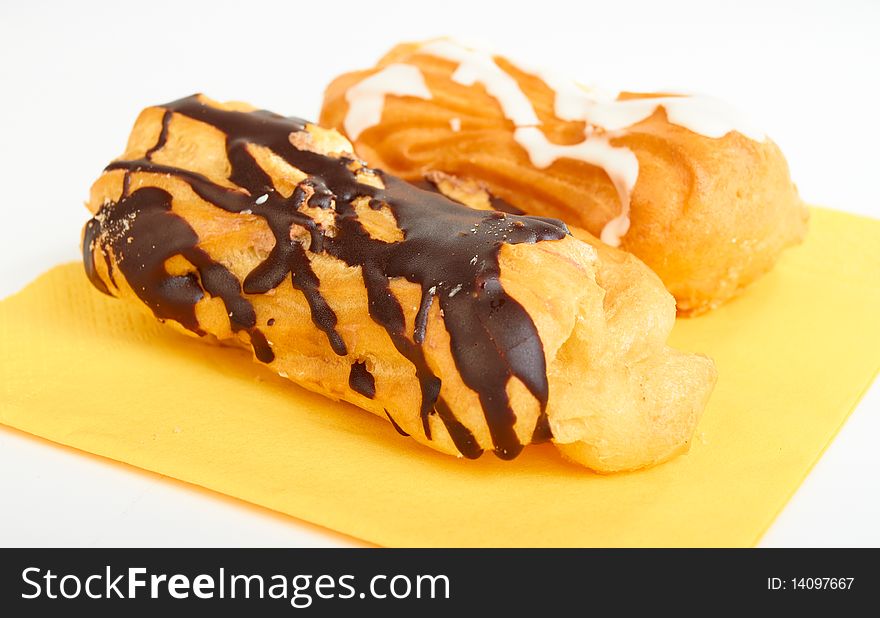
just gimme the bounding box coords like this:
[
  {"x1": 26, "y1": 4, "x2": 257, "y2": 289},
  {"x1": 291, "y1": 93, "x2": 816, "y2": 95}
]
[
  {"x1": 82, "y1": 94, "x2": 716, "y2": 472},
  {"x1": 320, "y1": 40, "x2": 810, "y2": 315}
]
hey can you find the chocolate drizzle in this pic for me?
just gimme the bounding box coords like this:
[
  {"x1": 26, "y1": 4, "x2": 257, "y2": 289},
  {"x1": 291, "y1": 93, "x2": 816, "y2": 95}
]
[
  {"x1": 144, "y1": 110, "x2": 172, "y2": 159},
  {"x1": 84, "y1": 95, "x2": 569, "y2": 460},
  {"x1": 83, "y1": 186, "x2": 270, "y2": 354},
  {"x1": 250, "y1": 329, "x2": 275, "y2": 363},
  {"x1": 82, "y1": 218, "x2": 110, "y2": 295},
  {"x1": 489, "y1": 194, "x2": 525, "y2": 216},
  {"x1": 349, "y1": 361, "x2": 376, "y2": 399},
  {"x1": 384, "y1": 409, "x2": 410, "y2": 437},
  {"x1": 417, "y1": 176, "x2": 525, "y2": 216}
]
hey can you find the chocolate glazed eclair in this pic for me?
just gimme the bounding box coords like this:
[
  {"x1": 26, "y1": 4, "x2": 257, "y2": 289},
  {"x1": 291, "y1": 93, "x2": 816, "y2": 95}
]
[{"x1": 82, "y1": 95, "x2": 716, "y2": 472}]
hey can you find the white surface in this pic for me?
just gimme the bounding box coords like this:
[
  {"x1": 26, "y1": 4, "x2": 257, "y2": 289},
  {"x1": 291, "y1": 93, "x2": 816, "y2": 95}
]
[{"x1": 0, "y1": 0, "x2": 877, "y2": 547}]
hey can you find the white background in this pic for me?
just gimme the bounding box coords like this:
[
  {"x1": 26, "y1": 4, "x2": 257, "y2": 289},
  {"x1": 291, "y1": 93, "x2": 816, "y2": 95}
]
[{"x1": 0, "y1": 0, "x2": 877, "y2": 547}]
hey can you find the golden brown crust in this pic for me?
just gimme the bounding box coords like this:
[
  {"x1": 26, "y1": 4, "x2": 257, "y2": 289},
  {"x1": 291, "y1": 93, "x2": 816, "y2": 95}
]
[
  {"x1": 83, "y1": 95, "x2": 716, "y2": 471},
  {"x1": 319, "y1": 41, "x2": 810, "y2": 314},
  {"x1": 425, "y1": 174, "x2": 718, "y2": 470}
]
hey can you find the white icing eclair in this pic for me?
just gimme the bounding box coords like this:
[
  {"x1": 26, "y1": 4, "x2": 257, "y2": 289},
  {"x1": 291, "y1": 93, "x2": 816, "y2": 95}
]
[{"x1": 320, "y1": 39, "x2": 809, "y2": 314}]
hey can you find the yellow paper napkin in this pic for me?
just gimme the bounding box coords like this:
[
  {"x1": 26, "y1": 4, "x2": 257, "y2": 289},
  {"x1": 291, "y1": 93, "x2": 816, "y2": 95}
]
[{"x1": 1, "y1": 207, "x2": 878, "y2": 547}]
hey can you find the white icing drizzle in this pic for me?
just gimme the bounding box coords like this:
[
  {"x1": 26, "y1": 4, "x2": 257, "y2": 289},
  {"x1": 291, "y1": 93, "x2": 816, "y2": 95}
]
[
  {"x1": 514, "y1": 127, "x2": 638, "y2": 245},
  {"x1": 529, "y1": 67, "x2": 622, "y2": 120},
  {"x1": 539, "y1": 79, "x2": 765, "y2": 141},
  {"x1": 420, "y1": 40, "x2": 539, "y2": 126},
  {"x1": 517, "y1": 62, "x2": 765, "y2": 141},
  {"x1": 418, "y1": 40, "x2": 641, "y2": 246},
  {"x1": 344, "y1": 63, "x2": 432, "y2": 141},
  {"x1": 340, "y1": 40, "x2": 765, "y2": 245}
]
